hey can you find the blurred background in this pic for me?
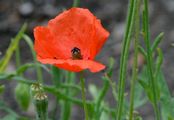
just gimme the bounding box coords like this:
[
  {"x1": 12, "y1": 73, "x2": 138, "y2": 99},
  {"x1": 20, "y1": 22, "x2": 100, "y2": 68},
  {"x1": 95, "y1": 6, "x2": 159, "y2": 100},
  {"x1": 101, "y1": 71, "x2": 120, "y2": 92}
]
[{"x1": 0, "y1": 0, "x2": 174, "y2": 119}]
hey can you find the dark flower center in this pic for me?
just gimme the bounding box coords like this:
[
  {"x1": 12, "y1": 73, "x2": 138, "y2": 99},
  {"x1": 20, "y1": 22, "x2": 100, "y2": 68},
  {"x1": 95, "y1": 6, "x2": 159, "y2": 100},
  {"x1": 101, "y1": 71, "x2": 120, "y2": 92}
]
[{"x1": 71, "y1": 47, "x2": 83, "y2": 60}]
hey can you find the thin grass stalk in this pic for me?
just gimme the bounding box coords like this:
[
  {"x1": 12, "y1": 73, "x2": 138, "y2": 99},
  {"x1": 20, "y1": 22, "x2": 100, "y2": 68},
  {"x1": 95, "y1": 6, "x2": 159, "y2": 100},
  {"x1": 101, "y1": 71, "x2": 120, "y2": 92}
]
[
  {"x1": 129, "y1": 0, "x2": 141, "y2": 119},
  {"x1": 80, "y1": 72, "x2": 89, "y2": 120},
  {"x1": 73, "y1": 0, "x2": 80, "y2": 7},
  {"x1": 0, "y1": 23, "x2": 27, "y2": 73},
  {"x1": 61, "y1": 72, "x2": 73, "y2": 120},
  {"x1": 143, "y1": 0, "x2": 161, "y2": 119},
  {"x1": 23, "y1": 35, "x2": 43, "y2": 83},
  {"x1": 116, "y1": 0, "x2": 138, "y2": 119},
  {"x1": 15, "y1": 47, "x2": 21, "y2": 68}
]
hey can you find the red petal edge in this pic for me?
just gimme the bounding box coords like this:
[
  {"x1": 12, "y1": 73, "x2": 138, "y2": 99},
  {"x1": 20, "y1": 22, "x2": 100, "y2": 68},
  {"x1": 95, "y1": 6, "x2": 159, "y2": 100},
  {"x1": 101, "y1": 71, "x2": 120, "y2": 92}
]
[{"x1": 37, "y1": 57, "x2": 105, "y2": 73}]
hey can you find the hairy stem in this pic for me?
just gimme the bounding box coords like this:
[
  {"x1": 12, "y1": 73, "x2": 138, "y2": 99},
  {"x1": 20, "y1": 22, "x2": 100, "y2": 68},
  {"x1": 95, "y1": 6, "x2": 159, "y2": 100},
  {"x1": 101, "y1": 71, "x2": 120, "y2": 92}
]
[
  {"x1": 129, "y1": 0, "x2": 141, "y2": 119},
  {"x1": 143, "y1": 0, "x2": 161, "y2": 119},
  {"x1": 80, "y1": 72, "x2": 89, "y2": 120},
  {"x1": 116, "y1": 0, "x2": 138, "y2": 119}
]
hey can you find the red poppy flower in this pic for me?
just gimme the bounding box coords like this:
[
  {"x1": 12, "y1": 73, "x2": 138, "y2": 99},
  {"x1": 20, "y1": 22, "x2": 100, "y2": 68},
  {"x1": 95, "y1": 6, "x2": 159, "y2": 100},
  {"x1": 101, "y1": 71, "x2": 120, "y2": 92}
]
[{"x1": 34, "y1": 8, "x2": 109, "y2": 72}]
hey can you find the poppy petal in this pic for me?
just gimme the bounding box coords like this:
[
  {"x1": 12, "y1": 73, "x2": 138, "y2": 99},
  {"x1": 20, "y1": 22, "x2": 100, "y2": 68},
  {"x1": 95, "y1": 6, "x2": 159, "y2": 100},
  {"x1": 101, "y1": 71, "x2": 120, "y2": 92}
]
[
  {"x1": 34, "y1": 8, "x2": 109, "y2": 73},
  {"x1": 47, "y1": 8, "x2": 109, "y2": 60},
  {"x1": 90, "y1": 19, "x2": 110, "y2": 59},
  {"x1": 37, "y1": 57, "x2": 105, "y2": 73},
  {"x1": 34, "y1": 26, "x2": 69, "y2": 59}
]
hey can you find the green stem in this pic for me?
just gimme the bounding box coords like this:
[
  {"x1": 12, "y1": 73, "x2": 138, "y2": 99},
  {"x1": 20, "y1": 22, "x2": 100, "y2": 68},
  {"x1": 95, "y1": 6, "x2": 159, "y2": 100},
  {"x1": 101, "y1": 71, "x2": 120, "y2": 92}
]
[
  {"x1": 80, "y1": 72, "x2": 89, "y2": 120},
  {"x1": 108, "y1": 76, "x2": 118, "y2": 102},
  {"x1": 73, "y1": 0, "x2": 80, "y2": 7},
  {"x1": 5, "y1": 76, "x2": 116, "y2": 116},
  {"x1": 129, "y1": 0, "x2": 140, "y2": 119},
  {"x1": 15, "y1": 47, "x2": 21, "y2": 68},
  {"x1": 59, "y1": 83, "x2": 81, "y2": 91},
  {"x1": 0, "y1": 23, "x2": 27, "y2": 73},
  {"x1": 143, "y1": 0, "x2": 160, "y2": 120},
  {"x1": 61, "y1": 72, "x2": 72, "y2": 120},
  {"x1": 95, "y1": 74, "x2": 110, "y2": 119},
  {"x1": 23, "y1": 35, "x2": 43, "y2": 83},
  {"x1": 116, "y1": 0, "x2": 137, "y2": 119}
]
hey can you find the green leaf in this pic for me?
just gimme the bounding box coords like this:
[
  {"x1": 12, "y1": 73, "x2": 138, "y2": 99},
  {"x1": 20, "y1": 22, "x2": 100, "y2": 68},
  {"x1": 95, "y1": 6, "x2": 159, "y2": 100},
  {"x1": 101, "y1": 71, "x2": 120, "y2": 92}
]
[
  {"x1": 0, "y1": 73, "x2": 15, "y2": 80},
  {"x1": 107, "y1": 57, "x2": 115, "y2": 77},
  {"x1": 2, "y1": 114, "x2": 17, "y2": 120},
  {"x1": 23, "y1": 34, "x2": 43, "y2": 83},
  {"x1": 161, "y1": 98, "x2": 174, "y2": 119},
  {"x1": 0, "y1": 23, "x2": 27, "y2": 73},
  {"x1": 16, "y1": 63, "x2": 50, "y2": 75},
  {"x1": 100, "y1": 111, "x2": 110, "y2": 120},
  {"x1": 138, "y1": 66, "x2": 154, "y2": 103},
  {"x1": 157, "y1": 70, "x2": 171, "y2": 99},
  {"x1": 89, "y1": 84, "x2": 98, "y2": 100},
  {"x1": 15, "y1": 83, "x2": 31, "y2": 111},
  {"x1": 151, "y1": 32, "x2": 164, "y2": 52},
  {"x1": 138, "y1": 45, "x2": 147, "y2": 58},
  {"x1": 134, "y1": 83, "x2": 148, "y2": 108},
  {"x1": 22, "y1": 34, "x2": 36, "y2": 61},
  {"x1": 154, "y1": 48, "x2": 163, "y2": 79},
  {"x1": 156, "y1": 70, "x2": 174, "y2": 119},
  {"x1": 135, "y1": 116, "x2": 143, "y2": 120},
  {"x1": 16, "y1": 63, "x2": 34, "y2": 75}
]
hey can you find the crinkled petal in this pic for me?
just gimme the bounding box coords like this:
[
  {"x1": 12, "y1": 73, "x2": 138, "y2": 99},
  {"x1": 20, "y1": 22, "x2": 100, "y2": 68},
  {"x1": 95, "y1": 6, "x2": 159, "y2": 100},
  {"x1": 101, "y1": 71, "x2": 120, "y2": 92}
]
[
  {"x1": 34, "y1": 26, "x2": 69, "y2": 59},
  {"x1": 47, "y1": 7, "x2": 109, "y2": 60},
  {"x1": 90, "y1": 19, "x2": 110, "y2": 58},
  {"x1": 37, "y1": 57, "x2": 105, "y2": 72}
]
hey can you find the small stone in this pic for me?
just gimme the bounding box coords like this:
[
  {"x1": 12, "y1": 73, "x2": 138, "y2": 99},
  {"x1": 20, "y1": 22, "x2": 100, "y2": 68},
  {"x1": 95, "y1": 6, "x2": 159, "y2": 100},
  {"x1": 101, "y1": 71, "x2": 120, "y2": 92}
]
[
  {"x1": 171, "y1": 43, "x2": 174, "y2": 47},
  {"x1": 161, "y1": 0, "x2": 174, "y2": 12},
  {"x1": 42, "y1": 4, "x2": 58, "y2": 17},
  {"x1": 18, "y1": 2, "x2": 34, "y2": 16}
]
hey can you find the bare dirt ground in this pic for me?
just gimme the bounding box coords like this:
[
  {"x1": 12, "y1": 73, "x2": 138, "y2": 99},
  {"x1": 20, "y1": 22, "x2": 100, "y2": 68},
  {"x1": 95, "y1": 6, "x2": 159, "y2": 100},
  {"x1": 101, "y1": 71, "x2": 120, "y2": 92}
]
[{"x1": 0, "y1": 0, "x2": 174, "y2": 119}]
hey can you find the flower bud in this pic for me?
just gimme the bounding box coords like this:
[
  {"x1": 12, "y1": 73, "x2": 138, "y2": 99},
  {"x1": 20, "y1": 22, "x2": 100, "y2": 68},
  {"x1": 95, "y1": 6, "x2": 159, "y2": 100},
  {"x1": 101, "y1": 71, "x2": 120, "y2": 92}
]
[
  {"x1": 30, "y1": 83, "x2": 43, "y2": 97},
  {"x1": 33, "y1": 92, "x2": 48, "y2": 120},
  {"x1": 15, "y1": 83, "x2": 31, "y2": 111}
]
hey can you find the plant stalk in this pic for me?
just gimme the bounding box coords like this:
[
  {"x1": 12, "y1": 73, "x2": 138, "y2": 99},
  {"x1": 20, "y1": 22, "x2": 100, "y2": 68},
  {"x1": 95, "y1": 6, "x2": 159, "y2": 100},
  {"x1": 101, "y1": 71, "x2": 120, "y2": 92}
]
[
  {"x1": 143, "y1": 0, "x2": 160, "y2": 119},
  {"x1": 129, "y1": 0, "x2": 141, "y2": 119},
  {"x1": 23, "y1": 35, "x2": 43, "y2": 84},
  {"x1": 73, "y1": 0, "x2": 80, "y2": 7},
  {"x1": 116, "y1": 0, "x2": 137, "y2": 119},
  {"x1": 80, "y1": 72, "x2": 89, "y2": 120},
  {"x1": 61, "y1": 72, "x2": 72, "y2": 120}
]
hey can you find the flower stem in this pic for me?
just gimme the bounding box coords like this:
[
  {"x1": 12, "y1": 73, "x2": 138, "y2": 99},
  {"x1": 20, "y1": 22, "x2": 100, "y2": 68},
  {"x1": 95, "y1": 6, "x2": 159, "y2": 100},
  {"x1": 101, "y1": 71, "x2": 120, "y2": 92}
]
[
  {"x1": 0, "y1": 23, "x2": 27, "y2": 73},
  {"x1": 94, "y1": 73, "x2": 110, "y2": 119},
  {"x1": 80, "y1": 72, "x2": 89, "y2": 120},
  {"x1": 143, "y1": 0, "x2": 160, "y2": 120},
  {"x1": 15, "y1": 47, "x2": 21, "y2": 68},
  {"x1": 23, "y1": 35, "x2": 43, "y2": 84},
  {"x1": 129, "y1": 0, "x2": 140, "y2": 119},
  {"x1": 73, "y1": 0, "x2": 80, "y2": 7},
  {"x1": 116, "y1": 0, "x2": 137, "y2": 119},
  {"x1": 61, "y1": 72, "x2": 72, "y2": 120}
]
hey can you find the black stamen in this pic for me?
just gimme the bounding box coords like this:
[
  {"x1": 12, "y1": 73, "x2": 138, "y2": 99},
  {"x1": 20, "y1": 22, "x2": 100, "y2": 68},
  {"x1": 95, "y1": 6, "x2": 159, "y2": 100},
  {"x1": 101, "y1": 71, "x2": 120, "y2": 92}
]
[
  {"x1": 71, "y1": 47, "x2": 83, "y2": 59},
  {"x1": 71, "y1": 47, "x2": 80, "y2": 54}
]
